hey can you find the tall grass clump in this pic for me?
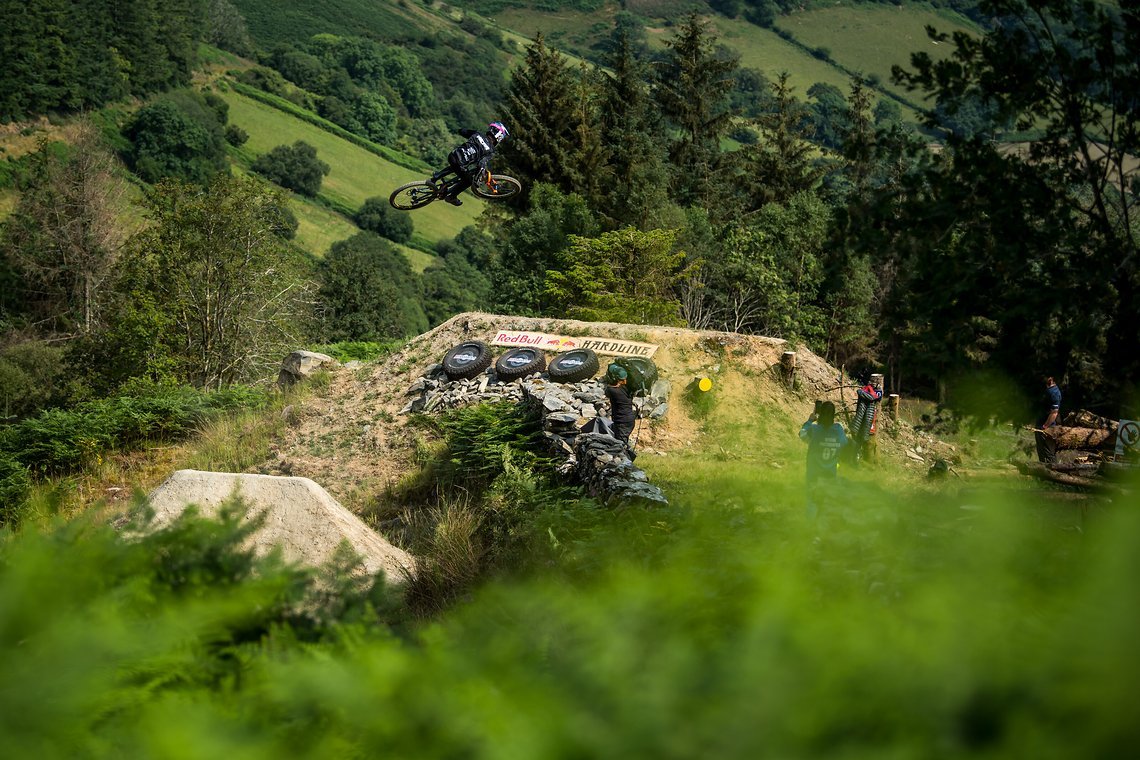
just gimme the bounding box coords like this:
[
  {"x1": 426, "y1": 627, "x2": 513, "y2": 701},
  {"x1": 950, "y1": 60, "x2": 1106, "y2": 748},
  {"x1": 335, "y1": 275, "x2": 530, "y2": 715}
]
[
  {"x1": 0, "y1": 453, "x2": 31, "y2": 529},
  {"x1": 385, "y1": 402, "x2": 613, "y2": 611},
  {"x1": 0, "y1": 499, "x2": 401, "y2": 757}
]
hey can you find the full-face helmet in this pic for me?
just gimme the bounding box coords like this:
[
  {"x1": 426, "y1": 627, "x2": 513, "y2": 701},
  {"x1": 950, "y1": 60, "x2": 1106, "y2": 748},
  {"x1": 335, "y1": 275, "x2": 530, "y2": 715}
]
[{"x1": 488, "y1": 121, "x2": 509, "y2": 145}]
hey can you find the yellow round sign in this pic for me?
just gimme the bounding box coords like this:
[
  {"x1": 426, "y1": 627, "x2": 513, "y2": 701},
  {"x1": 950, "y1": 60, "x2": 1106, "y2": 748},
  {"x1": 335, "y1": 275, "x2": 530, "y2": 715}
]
[{"x1": 698, "y1": 377, "x2": 713, "y2": 392}]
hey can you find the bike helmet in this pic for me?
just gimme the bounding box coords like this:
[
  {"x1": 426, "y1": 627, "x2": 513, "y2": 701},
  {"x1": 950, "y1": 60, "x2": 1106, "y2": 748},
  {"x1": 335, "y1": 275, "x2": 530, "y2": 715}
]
[{"x1": 488, "y1": 121, "x2": 509, "y2": 145}]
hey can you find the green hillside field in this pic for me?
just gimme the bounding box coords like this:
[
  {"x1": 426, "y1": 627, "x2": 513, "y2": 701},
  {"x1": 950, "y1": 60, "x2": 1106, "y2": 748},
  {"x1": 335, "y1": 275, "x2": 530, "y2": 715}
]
[
  {"x1": 772, "y1": 3, "x2": 980, "y2": 97},
  {"x1": 217, "y1": 86, "x2": 482, "y2": 262},
  {"x1": 492, "y1": 2, "x2": 979, "y2": 118}
]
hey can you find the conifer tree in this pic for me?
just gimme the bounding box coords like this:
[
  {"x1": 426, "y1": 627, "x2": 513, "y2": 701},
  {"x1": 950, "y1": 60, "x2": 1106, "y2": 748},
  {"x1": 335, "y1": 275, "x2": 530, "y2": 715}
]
[
  {"x1": 499, "y1": 34, "x2": 581, "y2": 196},
  {"x1": 736, "y1": 72, "x2": 821, "y2": 211},
  {"x1": 654, "y1": 13, "x2": 738, "y2": 207},
  {"x1": 0, "y1": 0, "x2": 76, "y2": 118},
  {"x1": 598, "y1": 24, "x2": 669, "y2": 230},
  {"x1": 569, "y1": 63, "x2": 610, "y2": 212}
]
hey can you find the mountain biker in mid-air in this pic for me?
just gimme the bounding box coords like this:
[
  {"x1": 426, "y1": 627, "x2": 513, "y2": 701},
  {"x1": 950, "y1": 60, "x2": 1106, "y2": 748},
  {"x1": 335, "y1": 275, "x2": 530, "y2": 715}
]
[{"x1": 434, "y1": 121, "x2": 510, "y2": 206}]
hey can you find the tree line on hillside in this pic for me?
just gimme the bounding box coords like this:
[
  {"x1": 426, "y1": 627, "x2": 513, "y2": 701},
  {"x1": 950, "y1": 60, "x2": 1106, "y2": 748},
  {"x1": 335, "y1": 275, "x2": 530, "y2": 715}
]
[
  {"x1": 1, "y1": 0, "x2": 1137, "y2": 422},
  {"x1": 0, "y1": 0, "x2": 206, "y2": 121},
  {"x1": 480, "y1": 2, "x2": 1138, "y2": 414}
]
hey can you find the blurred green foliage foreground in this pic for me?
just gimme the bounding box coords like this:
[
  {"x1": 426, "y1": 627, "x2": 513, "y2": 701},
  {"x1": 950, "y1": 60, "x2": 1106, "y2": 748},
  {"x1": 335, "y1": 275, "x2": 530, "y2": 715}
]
[{"x1": 2, "y1": 479, "x2": 1138, "y2": 758}]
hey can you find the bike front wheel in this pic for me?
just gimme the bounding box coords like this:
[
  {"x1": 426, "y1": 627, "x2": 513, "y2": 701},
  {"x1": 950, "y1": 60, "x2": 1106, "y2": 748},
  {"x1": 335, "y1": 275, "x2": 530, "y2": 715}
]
[
  {"x1": 389, "y1": 181, "x2": 439, "y2": 210},
  {"x1": 471, "y1": 174, "x2": 522, "y2": 201}
]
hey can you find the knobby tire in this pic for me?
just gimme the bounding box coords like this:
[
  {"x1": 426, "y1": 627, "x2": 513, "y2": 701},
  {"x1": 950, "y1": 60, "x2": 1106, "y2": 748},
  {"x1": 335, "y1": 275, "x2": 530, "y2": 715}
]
[
  {"x1": 471, "y1": 174, "x2": 522, "y2": 201},
  {"x1": 390, "y1": 181, "x2": 439, "y2": 210}
]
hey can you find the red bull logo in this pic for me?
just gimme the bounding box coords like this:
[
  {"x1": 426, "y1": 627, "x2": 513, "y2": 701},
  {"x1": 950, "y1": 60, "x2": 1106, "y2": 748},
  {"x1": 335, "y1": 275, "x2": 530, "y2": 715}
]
[
  {"x1": 495, "y1": 332, "x2": 544, "y2": 345},
  {"x1": 492, "y1": 331, "x2": 657, "y2": 357}
]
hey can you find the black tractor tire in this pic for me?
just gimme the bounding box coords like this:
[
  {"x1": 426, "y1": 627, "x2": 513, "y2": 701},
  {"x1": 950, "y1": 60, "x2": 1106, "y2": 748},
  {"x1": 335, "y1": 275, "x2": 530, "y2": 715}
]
[
  {"x1": 442, "y1": 340, "x2": 493, "y2": 380},
  {"x1": 494, "y1": 347, "x2": 547, "y2": 381},
  {"x1": 547, "y1": 348, "x2": 600, "y2": 383}
]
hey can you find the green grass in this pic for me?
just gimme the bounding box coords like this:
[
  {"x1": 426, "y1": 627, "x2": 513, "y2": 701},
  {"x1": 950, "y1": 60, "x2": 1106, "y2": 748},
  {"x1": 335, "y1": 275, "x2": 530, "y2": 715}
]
[
  {"x1": 771, "y1": 3, "x2": 979, "y2": 103},
  {"x1": 704, "y1": 16, "x2": 867, "y2": 98},
  {"x1": 218, "y1": 88, "x2": 482, "y2": 248},
  {"x1": 0, "y1": 189, "x2": 16, "y2": 223},
  {"x1": 289, "y1": 195, "x2": 360, "y2": 258}
]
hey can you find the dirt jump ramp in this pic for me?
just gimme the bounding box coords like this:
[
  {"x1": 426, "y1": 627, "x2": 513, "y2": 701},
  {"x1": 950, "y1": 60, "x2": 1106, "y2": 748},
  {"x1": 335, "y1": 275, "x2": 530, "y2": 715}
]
[{"x1": 147, "y1": 470, "x2": 415, "y2": 585}]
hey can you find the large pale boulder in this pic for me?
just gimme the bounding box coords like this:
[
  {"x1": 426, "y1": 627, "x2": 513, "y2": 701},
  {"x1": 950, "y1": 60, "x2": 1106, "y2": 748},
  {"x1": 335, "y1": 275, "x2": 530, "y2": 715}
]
[
  {"x1": 147, "y1": 470, "x2": 415, "y2": 585},
  {"x1": 277, "y1": 350, "x2": 336, "y2": 388}
]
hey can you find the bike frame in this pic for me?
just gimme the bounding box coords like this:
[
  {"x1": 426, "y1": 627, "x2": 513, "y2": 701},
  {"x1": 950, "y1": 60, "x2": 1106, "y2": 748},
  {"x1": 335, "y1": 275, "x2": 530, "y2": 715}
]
[{"x1": 432, "y1": 166, "x2": 495, "y2": 195}]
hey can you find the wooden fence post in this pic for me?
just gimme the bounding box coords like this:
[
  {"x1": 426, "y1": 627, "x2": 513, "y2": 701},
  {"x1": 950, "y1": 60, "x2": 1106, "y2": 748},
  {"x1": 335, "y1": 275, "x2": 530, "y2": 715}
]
[
  {"x1": 781, "y1": 351, "x2": 796, "y2": 387},
  {"x1": 888, "y1": 394, "x2": 900, "y2": 421}
]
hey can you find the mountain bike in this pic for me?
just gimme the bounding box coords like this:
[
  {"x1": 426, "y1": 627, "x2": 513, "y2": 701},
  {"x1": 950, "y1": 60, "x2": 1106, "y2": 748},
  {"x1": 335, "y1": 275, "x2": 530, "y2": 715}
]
[{"x1": 388, "y1": 166, "x2": 522, "y2": 210}]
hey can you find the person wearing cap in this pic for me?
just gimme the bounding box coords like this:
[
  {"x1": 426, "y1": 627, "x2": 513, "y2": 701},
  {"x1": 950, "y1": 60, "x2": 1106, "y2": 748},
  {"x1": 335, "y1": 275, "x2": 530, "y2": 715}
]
[{"x1": 604, "y1": 364, "x2": 636, "y2": 451}]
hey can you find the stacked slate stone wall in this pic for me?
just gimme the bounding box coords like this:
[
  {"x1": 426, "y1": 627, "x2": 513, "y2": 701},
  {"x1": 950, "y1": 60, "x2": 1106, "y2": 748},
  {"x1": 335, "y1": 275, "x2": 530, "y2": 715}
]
[{"x1": 400, "y1": 365, "x2": 668, "y2": 505}]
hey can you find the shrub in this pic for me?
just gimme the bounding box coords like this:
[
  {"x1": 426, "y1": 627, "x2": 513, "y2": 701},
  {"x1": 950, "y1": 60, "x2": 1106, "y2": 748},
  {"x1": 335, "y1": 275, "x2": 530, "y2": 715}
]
[
  {"x1": 0, "y1": 340, "x2": 66, "y2": 419},
  {"x1": 251, "y1": 141, "x2": 330, "y2": 197},
  {"x1": 0, "y1": 385, "x2": 270, "y2": 476},
  {"x1": 224, "y1": 124, "x2": 249, "y2": 146},
  {"x1": 0, "y1": 454, "x2": 31, "y2": 529},
  {"x1": 729, "y1": 124, "x2": 759, "y2": 145},
  {"x1": 354, "y1": 196, "x2": 414, "y2": 243},
  {"x1": 124, "y1": 95, "x2": 229, "y2": 185}
]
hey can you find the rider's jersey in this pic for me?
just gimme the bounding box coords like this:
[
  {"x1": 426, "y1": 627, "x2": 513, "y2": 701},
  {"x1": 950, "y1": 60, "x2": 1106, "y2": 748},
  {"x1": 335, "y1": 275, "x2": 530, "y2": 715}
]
[
  {"x1": 449, "y1": 129, "x2": 495, "y2": 173},
  {"x1": 799, "y1": 421, "x2": 847, "y2": 480}
]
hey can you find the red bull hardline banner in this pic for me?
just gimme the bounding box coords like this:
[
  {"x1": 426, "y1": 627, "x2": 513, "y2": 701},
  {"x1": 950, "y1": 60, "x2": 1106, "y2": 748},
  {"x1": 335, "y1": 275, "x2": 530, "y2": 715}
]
[{"x1": 491, "y1": 331, "x2": 658, "y2": 358}]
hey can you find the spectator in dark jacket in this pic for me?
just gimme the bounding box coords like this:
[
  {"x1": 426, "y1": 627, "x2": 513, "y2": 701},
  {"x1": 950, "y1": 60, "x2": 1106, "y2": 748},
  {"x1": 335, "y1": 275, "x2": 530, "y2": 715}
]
[
  {"x1": 604, "y1": 364, "x2": 637, "y2": 452},
  {"x1": 434, "y1": 121, "x2": 509, "y2": 206}
]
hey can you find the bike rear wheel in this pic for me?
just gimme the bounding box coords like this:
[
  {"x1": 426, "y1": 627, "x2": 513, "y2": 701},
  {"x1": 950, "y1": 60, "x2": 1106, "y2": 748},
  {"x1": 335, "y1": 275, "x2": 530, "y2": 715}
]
[
  {"x1": 390, "y1": 181, "x2": 439, "y2": 210},
  {"x1": 471, "y1": 174, "x2": 522, "y2": 201}
]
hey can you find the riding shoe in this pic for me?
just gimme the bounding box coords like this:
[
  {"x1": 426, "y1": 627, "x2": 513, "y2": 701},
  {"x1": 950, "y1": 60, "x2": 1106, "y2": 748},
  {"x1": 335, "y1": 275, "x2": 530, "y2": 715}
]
[{"x1": 444, "y1": 196, "x2": 463, "y2": 206}]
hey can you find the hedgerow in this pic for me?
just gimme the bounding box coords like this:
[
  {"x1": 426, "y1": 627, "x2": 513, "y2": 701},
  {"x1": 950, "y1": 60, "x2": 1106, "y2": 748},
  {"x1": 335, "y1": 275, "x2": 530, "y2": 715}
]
[{"x1": 0, "y1": 385, "x2": 269, "y2": 477}]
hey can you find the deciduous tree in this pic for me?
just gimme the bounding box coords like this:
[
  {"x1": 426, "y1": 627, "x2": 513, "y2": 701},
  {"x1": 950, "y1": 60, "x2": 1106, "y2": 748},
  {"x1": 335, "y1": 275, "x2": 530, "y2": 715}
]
[
  {"x1": 99, "y1": 175, "x2": 315, "y2": 389},
  {"x1": 893, "y1": 0, "x2": 1140, "y2": 405},
  {"x1": 251, "y1": 141, "x2": 330, "y2": 198},
  {"x1": 317, "y1": 232, "x2": 427, "y2": 341},
  {"x1": 1, "y1": 127, "x2": 127, "y2": 335}
]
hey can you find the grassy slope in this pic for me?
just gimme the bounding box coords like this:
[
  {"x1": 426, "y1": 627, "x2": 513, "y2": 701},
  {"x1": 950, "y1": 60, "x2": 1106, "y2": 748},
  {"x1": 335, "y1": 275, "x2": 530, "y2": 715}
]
[
  {"x1": 773, "y1": 4, "x2": 978, "y2": 95},
  {"x1": 219, "y1": 88, "x2": 481, "y2": 263},
  {"x1": 495, "y1": 2, "x2": 977, "y2": 116}
]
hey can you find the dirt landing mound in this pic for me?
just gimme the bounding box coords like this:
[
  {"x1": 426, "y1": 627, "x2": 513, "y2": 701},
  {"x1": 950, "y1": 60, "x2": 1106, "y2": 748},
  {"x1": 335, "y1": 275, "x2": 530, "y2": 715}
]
[
  {"x1": 264, "y1": 313, "x2": 953, "y2": 508},
  {"x1": 147, "y1": 470, "x2": 416, "y2": 583}
]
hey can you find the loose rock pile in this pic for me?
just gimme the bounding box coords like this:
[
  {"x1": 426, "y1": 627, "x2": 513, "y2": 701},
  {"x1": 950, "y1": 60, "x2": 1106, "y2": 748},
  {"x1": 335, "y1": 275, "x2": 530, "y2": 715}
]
[
  {"x1": 398, "y1": 364, "x2": 523, "y2": 414},
  {"x1": 399, "y1": 365, "x2": 669, "y2": 506}
]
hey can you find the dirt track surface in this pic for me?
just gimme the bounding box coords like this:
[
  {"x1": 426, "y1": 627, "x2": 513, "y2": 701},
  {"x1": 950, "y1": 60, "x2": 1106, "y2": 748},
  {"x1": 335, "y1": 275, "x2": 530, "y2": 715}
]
[{"x1": 260, "y1": 313, "x2": 949, "y2": 513}]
